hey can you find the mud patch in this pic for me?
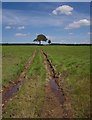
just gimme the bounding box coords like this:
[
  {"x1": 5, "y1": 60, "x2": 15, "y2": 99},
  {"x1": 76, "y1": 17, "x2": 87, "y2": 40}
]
[
  {"x1": 2, "y1": 50, "x2": 36, "y2": 107},
  {"x1": 41, "y1": 51, "x2": 72, "y2": 118},
  {"x1": 50, "y1": 79, "x2": 65, "y2": 105}
]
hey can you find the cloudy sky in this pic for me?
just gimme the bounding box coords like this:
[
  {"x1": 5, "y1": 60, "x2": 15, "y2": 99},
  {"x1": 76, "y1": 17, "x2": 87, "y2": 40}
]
[
  {"x1": 2, "y1": 0, "x2": 91, "y2": 2},
  {"x1": 2, "y1": 2, "x2": 90, "y2": 44}
]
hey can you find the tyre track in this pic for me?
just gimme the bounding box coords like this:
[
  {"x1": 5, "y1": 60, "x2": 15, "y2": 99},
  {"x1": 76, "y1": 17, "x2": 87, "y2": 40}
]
[
  {"x1": 41, "y1": 50, "x2": 72, "y2": 118},
  {"x1": 2, "y1": 50, "x2": 36, "y2": 108}
]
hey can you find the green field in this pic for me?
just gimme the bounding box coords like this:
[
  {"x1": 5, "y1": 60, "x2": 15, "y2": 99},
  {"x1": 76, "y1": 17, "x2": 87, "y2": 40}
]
[
  {"x1": 2, "y1": 46, "x2": 35, "y2": 86},
  {"x1": 42, "y1": 46, "x2": 90, "y2": 117},
  {"x1": 2, "y1": 45, "x2": 90, "y2": 118}
]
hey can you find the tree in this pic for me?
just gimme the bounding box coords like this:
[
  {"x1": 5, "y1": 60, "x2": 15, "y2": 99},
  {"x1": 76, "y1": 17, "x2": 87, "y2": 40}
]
[
  {"x1": 48, "y1": 40, "x2": 51, "y2": 45},
  {"x1": 33, "y1": 34, "x2": 48, "y2": 44}
]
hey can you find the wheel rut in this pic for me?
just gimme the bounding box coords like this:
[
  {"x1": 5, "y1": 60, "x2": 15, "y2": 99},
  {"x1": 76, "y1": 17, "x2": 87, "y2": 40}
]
[
  {"x1": 2, "y1": 49, "x2": 72, "y2": 118},
  {"x1": 2, "y1": 50, "x2": 36, "y2": 109},
  {"x1": 41, "y1": 50, "x2": 72, "y2": 118}
]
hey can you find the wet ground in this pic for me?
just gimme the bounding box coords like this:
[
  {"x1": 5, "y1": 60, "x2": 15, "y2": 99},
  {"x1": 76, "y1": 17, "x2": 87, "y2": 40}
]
[
  {"x1": 41, "y1": 51, "x2": 72, "y2": 118},
  {"x1": 2, "y1": 50, "x2": 36, "y2": 107},
  {"x1": 2, "y1": 50, "x2": 72, "y2": 118}
]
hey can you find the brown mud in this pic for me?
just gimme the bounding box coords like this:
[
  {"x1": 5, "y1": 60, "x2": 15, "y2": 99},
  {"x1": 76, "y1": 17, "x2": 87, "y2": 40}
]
[
  {"x1": 41, "y1": 51, "x2": 72, "y2": 118},
  {"x1": 2, "y1": 49, "x2": 73, "y2": 118},
  {"x1": 2, "y1": 50, "x2": 36, "y2": 107}
]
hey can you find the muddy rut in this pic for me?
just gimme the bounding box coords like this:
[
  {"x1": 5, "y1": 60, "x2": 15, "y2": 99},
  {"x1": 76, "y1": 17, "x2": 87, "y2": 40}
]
[
  {"x1": 41, "y1": 51, "x2": 72, "y2": 118},
  {"x1": 2, "y1": 49, "x2": 72, "y2": 118},
  {"x1": 2, "y1": 50, "x2": 36, "y2": 107}
]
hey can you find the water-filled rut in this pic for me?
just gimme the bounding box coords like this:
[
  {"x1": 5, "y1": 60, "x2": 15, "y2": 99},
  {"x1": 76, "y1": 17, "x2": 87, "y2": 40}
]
[
  {"x1": 42, "y1": 51, "x2": 65, "y2": 105},
  {"x1": 41, "y1": 51, "x2": 72, "y2": 118},
  {"x1": 2, "y1": 50, "x2": 36, "y2": 107},
  {"x1": 50, "y1": 79, "x2": 65, "y2": 105}
]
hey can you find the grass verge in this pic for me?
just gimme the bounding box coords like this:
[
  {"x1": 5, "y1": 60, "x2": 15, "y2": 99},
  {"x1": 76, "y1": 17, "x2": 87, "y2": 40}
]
[
  {"x1": 2, "y1": 46, "x2": 35, "y2": 86},
  {"x1": 3, "y1": 49, "x2": 46, "y2": 118},
  {"x1": 43, "y1": 46, "x2": 90, "y2": 118}
]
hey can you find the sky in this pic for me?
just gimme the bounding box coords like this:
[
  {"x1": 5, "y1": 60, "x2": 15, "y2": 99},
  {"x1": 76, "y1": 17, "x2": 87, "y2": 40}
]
[
  {"x1": 2, "y1": 2, "x2": 91, "y2": 44},
  {"x1": 2, "y1": 0, "x2": 91, "y2": 2}
]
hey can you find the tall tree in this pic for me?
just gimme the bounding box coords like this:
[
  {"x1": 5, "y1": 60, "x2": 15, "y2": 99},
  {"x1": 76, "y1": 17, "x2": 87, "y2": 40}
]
[{"x1": 33, "y1": 34, "x2": 48, "y2": 44}]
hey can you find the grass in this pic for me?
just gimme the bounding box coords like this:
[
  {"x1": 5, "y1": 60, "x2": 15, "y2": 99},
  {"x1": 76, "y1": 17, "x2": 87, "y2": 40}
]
[
  {"x1": 43, "y1": 46, "x2": 90, "y2": 118},
  {"x1": 2, "y1": 46, "x2": 35, "y2": 86},
  {"x1": 2, "y1": 45, "x2": 90, "y2": 118},
  {"x1": 0, "y1": 45, "x2": 2, "y2": 87},
  {"x1": 3, "y1": 49, "x2": 46, "y2": 118}
]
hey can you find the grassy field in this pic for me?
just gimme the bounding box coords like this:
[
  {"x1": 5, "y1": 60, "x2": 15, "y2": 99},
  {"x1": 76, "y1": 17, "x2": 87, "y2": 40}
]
[
  {"x1": 43, "y1": 46, "x2": 90, "y2": 118},
  {"x1": 3, "y1": 48, "x2": 46, "y2": 118},
  {"x1": 2, "y1": 45, "x2": 90, "y2": 118},
  {"x1": 0, "y1": 46, "x2": 2, "y2": 87},
  {"x1": 2, "y1": 46, "x2": 35, "y2": 86}
]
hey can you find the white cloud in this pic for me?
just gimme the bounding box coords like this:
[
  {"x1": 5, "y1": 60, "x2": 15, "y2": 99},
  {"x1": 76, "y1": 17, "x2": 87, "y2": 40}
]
[
  {"x1": 18, "y1": 26, "x2": 25, "y2": 30},
  {"x1": 52, "y1": 5, "x2": 73, "y2": 15},
  {"x1": 65, "y1": 19, "x2": 90, "y2": 29},
  {"x1": 5, "y1": 26, "x2": 11, "y2": 29},
  {"x1": 88, "y1": 32, "x2": 92, "y2": 35},
  {"x1": 5, "y1": 25, "x2": 25, "y2": 30},
  {"x1": 69, "y1": 32, "x2": 73, "y2": 35},
  {"x1": 3, "y1": 9, "x2": 63, "y2": 27},
  {"x1": 0, "y1": 8, "x2": 2, "y2": 24},
  {"x1": 15, "y1": 33, "x2": 30, "y2": 37}
]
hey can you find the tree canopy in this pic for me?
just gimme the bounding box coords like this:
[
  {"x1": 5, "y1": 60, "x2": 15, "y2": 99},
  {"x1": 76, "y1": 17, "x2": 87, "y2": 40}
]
[{"x1": 33, "y1": 34, "x2": 48, "y2": 44}]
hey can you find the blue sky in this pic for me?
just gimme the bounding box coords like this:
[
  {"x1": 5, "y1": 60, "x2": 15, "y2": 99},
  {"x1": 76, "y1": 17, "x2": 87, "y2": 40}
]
[
  {"x1": 2, "y1": 0, "x2": 91, "y2": 2},
  {"x1": 2, "y1": 2, "x2": 90, "y2": 44}
]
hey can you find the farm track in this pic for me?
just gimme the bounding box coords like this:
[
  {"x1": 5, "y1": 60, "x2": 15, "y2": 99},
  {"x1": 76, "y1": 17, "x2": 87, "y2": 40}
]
[
  {"x1": 41, "y1": 50, "x2": 72, "y2": 118},
  {"x1": 2, "y1": 50, "x2": 36, "y2": 108},
  {"x1": 2, "y1": 46, "x2": 90, "y2": 118},
  {"x1": 2, "y1": 49, "x2": 72, "y2": 118}
]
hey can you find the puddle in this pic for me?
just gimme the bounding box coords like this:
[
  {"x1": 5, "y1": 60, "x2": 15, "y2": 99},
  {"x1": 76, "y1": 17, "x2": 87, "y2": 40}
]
[
  {"x1": 2, "y1": 51, "x2": 36, "y2": 105},
  {"x1": 43, "y1": 51, "x2": 65, "y2": 105},
  {"x1": 3, "y1": 82, "x2": 22, "y2": 102},
  {"x1": 50, "y1": 79, "x2": 65, "y2": 105}
]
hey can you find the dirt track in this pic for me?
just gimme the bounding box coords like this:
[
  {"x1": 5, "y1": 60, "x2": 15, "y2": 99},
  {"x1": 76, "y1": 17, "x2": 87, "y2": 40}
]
[
  {"x1": 41, "y1": 51, "x2": 72, "y2": 118},
  {"x1": 2, "y1": 50, "x2": 72, "y2": 118},
  {"x1": 2, "y1": 50, "x2": 36, "y2": 107}
]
